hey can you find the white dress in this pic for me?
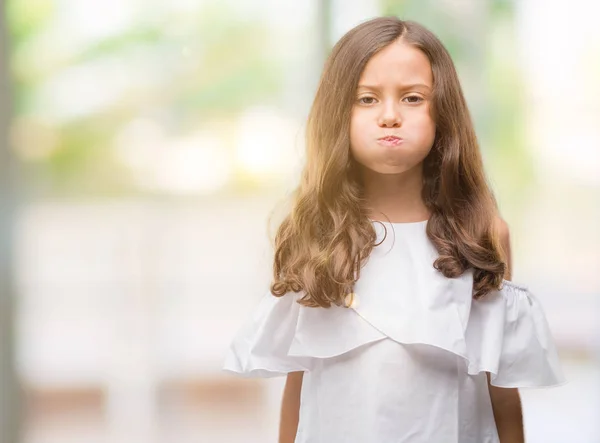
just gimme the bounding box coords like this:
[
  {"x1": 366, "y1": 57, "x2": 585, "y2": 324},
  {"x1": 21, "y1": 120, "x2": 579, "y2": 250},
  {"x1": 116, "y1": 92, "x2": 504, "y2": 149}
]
[{"x1": 223, "y1": 220, "x2": 566, "y2": 443}]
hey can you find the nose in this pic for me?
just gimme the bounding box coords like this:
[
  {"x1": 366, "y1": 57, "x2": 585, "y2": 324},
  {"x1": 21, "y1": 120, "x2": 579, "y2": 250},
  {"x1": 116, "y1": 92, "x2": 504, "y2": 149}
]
[{"x1": 377, "y1": 101, "x2": 402, "y2": 128}]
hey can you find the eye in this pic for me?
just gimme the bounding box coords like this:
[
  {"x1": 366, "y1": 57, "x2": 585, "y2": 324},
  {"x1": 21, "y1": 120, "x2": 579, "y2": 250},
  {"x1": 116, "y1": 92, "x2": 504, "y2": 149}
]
[
  {"x1": 357, "y1": 96, "x2": 377, "y2": 105},
  {"x1": 403, "y1": 95, "x2": 424, "y2": 104}
]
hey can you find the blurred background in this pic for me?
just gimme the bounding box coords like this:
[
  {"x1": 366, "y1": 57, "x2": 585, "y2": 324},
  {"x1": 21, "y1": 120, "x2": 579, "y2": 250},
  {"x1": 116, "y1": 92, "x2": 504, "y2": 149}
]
[{"x1": 0, "y1": 0, "x2": 599, "y2": 442}]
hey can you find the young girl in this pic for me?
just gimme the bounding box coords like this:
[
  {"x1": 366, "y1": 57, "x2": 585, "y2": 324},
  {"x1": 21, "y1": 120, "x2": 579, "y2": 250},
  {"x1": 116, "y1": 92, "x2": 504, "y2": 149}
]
[{"x1": 223, "y1": 17, "x2": 566, "y2": 443}]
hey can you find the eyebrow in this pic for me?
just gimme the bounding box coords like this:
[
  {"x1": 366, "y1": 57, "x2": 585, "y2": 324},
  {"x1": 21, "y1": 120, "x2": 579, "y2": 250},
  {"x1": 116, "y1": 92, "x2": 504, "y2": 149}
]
[{"x1": 357, "y1": 83, "x2": 431, "y2": 91}]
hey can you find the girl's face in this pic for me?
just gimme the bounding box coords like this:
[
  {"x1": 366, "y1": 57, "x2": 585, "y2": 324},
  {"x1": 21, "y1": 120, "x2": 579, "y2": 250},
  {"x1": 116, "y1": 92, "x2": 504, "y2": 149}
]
[{"x1": 350, "y1": 39, "x2": 436, "y2": 175}]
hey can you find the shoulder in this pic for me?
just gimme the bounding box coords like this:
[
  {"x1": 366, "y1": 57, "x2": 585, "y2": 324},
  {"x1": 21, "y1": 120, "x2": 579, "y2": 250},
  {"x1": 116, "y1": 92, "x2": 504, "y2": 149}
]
[
  {"x1": 494, "y1": 216, "x2": 512, "y2": 278},
  {"x1": 494, "y1": 216, "x2": 511, "y2": 250}
]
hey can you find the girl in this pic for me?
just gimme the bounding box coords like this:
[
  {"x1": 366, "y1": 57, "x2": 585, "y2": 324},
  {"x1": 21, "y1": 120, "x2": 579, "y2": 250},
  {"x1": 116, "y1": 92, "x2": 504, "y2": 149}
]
[{"x1": 223, "y1": 17, "x2": 566, "y2": 443}]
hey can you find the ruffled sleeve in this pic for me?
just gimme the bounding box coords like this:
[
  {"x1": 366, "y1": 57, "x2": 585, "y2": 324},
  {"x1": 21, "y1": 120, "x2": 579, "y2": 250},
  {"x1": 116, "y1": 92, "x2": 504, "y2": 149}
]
[
  {"x1": 465, "y1": 280, "x2": 567, "y2": 388},
  {"x1": 222, "y1": 291, "x2": 313, "y2": 378},
  {"x1": 223, "y1": 290, "x2": 388, "y2": 378}
]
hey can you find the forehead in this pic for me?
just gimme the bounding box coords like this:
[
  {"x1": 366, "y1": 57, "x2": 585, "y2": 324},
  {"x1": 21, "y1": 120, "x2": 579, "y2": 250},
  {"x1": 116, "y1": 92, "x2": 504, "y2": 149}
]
[{"x1": 358, "y1": 39, "x2": 433, "y2": 88}]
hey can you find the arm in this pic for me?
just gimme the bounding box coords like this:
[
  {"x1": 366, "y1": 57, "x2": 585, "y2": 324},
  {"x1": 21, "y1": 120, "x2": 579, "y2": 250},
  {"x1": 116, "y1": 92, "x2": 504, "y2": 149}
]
[
  {"x1": 279, "y1": 371, "x2": 304, "y2": 443},
  {"x1": 487, "y1": 217, "x2": 525, "y2": 443}
]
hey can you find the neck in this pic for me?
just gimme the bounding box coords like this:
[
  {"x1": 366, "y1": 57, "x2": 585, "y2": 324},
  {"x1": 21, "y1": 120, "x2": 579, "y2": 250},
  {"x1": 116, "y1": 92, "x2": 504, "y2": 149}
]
[{"x1": 360, "y1": 164, "x2": 430, "y2": 223}]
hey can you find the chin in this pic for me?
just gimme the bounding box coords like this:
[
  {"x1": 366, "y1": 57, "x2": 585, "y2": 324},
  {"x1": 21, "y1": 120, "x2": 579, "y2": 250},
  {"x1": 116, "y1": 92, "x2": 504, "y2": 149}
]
[{"x1": 362, "y1": 163, "x2": 414, "y2": 175}]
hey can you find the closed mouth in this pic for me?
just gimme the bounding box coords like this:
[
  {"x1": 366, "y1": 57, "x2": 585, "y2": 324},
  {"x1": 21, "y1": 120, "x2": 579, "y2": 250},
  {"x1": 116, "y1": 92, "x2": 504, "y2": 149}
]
[{"x1": 378, "y1": 136, "x2": 403, "y2": 142}]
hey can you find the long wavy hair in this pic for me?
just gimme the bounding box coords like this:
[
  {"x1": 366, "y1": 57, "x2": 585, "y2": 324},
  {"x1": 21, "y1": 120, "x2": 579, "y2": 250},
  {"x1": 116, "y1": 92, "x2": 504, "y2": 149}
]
[{"x1": 270, "y1": 17, "x2": 506, "y2": 307}]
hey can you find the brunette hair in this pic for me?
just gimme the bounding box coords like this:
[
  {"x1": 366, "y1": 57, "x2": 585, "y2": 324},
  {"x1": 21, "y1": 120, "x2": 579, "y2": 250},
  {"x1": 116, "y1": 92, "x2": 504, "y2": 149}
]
[{"x1": 270, "y1": 17, "x2": 506, "y2": 307}]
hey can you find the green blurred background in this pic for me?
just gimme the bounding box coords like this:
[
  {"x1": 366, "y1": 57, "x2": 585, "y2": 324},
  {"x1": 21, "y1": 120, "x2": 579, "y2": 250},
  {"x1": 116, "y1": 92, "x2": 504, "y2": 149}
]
[{"x1": 1, "y1": 0, "x2": 598, "y2": 442}]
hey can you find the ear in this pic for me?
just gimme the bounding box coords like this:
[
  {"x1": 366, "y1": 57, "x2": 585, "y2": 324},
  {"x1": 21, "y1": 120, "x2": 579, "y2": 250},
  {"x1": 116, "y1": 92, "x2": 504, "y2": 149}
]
[{"x1": 495, "y1": 217, "x2": 512, "y2": 280}]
